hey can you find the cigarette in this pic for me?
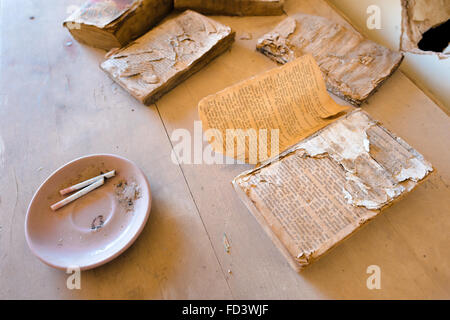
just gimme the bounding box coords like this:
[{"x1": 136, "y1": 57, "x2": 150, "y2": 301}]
[
  {"x1": 59, "y1": 170, "x2": 115, "y2": 195},
  {"x1": 51, "y1": 178, "x2": 105, "y2": 211}
]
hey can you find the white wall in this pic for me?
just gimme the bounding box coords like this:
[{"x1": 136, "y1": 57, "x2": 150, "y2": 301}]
[{"x1": 328, "y1": 0, "x2": 449, "y2": 113}]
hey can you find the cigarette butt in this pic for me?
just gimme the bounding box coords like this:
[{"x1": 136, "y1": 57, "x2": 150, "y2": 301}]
[
  {"x1": 51, "y1": 178, "x2": 105, "y2": 211},
  {"x1": 59, "y1": 170, "x2": 115, "y2": 195}
]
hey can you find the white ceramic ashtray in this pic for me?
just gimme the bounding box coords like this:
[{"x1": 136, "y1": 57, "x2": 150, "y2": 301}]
[{"x1": 25, "y1": 154, "x2": 151, "y2": 270}]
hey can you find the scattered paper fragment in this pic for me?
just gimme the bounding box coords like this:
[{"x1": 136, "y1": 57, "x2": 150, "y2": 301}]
[
  {"x1": 223, "y1": 233, "x2": 231, "y2": 253},
  {"x1": 239, "y1": 32, "x2": 253, "y2": 40}
]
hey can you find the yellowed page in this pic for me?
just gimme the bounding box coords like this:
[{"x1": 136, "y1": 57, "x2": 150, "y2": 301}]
[{"x1": 198, "y1": 54, "x2": 349, "y2": 164}]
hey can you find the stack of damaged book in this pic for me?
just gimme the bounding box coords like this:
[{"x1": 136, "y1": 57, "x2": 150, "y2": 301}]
[
  {"x1": 64, "y1": 1, "x2": 405, "y2": 107},
  {"x1": 199, "y1": 55, "x2": 433, "y2": 271},
  {"x1": 63, "y1": 0, "x2": 288, "y2": 104}
]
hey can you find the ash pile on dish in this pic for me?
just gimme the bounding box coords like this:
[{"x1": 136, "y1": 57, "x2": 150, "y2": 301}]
[{"x1": 115, "y1": 180, "x2": 141, "y2": 212}]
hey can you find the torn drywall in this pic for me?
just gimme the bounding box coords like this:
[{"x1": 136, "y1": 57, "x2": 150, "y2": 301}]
[{"x1": 400, "y1": 0, "x2": 450, "y2": 58}]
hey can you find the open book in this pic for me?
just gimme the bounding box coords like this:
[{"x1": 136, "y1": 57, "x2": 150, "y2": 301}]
[{"x1": 199, "y1": 55, "x2": 433, "y2": 271}]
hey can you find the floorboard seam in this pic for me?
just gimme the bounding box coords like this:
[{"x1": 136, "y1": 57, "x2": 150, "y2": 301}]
[{"x1": 154, "y1": 102, "x2": 235, "y2": 299}]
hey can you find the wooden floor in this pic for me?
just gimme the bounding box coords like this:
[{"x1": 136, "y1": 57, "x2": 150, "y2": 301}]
[{"x1": 0, "y1": 0, "x2": 449, "y2": 299}]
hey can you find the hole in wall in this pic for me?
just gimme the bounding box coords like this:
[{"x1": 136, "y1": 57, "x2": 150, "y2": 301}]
[{"x1": 417, "y1": 19, "x2": 450, "y2": 53}]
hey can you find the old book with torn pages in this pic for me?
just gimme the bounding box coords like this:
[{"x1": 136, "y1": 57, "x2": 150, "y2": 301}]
[
  {"x1": 233, "y1": 110, "x2": 432, "y2": 271},
  {"x1": 256, "y1": 13, "x2": 404, "y2": 106},
  {"x1": 63, "y1": 0, "x2": 173, "y2": 50},
  {"x1": 174, "y1": 0, "x2": 284, "y2": 16},
  {"x1": 198, "y1": 55, "x2": 433, "y2": 271},
  {"x1": 101, "y1": 10, "x2": 235, "y2": 105}
]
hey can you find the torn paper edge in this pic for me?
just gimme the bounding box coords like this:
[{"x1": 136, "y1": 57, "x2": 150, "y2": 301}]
[
  {"x1": 63, "y1": 0, "x2": 140, "y2": 29},
  {"x1": 234, "y1": 109, "x2": 433, "y2": 211},
  {"x1": 400, "y1": 0, "x2": 450, "y2": 59}
]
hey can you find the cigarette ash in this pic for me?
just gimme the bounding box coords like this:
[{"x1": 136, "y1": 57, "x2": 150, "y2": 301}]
[
  {"x1": 91, "y1": 215, "x2": 105, "y2": 231},
  {"x1": 115, "y1": 180, "x2": 141, "y2": 212}
]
